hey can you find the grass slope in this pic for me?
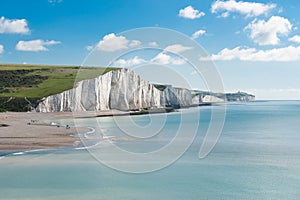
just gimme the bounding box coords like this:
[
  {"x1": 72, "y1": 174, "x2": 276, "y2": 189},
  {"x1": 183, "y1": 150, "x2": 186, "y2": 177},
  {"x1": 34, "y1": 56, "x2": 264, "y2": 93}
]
[
  {"x1": 0, "y1": 64, "x2": 119, "y2": 111},
  {"x1": 0, "y1": 64, "x2": 119, "y2": 98}
]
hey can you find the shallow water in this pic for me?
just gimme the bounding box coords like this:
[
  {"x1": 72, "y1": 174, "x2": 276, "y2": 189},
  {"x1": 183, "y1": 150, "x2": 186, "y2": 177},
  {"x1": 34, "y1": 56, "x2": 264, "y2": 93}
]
[{"x1": 0, "y1": 101, "x2": 299, "y2": 199}]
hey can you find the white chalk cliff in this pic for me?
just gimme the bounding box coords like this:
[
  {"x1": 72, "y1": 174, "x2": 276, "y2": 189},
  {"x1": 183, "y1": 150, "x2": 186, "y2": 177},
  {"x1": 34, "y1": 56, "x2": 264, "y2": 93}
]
[
  {"x1": 36, "y1": 68, "x2": 255, "y2": 112},
  {"x1": 192, "y1": 94, "x2": 225, "y2": 104},
  {"x1": 36, "y1": 69, "x2": 193, "y2": 112}
]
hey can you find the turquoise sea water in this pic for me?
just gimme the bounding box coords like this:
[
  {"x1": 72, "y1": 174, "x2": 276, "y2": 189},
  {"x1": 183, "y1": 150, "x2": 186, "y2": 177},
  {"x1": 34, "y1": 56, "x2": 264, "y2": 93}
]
[{"x1": 0, "y1": 101, "x2": 299, "y2": 199}]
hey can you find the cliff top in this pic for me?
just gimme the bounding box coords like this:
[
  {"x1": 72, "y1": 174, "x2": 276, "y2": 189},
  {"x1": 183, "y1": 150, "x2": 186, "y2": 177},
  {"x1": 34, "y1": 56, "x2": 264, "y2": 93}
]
[{"x1": 0, "y1": 63, "x2": 120, "y2": 99}]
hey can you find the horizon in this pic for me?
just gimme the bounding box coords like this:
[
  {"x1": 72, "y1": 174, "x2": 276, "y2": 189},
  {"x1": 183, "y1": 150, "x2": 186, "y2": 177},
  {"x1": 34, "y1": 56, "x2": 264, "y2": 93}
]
[{"x1": 0, "y1": 62, "x2": 297, "y2": 101}]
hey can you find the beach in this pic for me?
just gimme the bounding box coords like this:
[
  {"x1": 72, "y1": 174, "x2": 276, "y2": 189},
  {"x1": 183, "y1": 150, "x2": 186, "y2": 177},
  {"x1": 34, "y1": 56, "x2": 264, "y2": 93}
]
[
  {"x1": 0, "y1": 112, "x2": 90, "y2": 150},
  {"x1": 0, "y1": 108, "x2": 176, "y2": 151}
]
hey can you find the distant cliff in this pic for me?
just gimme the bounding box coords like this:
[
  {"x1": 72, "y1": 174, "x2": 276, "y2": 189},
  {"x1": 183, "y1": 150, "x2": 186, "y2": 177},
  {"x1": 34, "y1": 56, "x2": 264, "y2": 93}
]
[
  {"x1": 36, "y1": 69, "x2": 255, "y2": 112},
  {"x1": 225, "y1": 92, "x2": 256, "y2": 102},
  {"x1": 191, "y1": 90, "x2": 255, "y2": 104}
]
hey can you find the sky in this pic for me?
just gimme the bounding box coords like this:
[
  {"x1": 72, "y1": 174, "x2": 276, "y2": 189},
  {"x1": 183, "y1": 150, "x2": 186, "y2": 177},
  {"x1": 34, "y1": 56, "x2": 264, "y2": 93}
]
[{"x1": 0, "y1": 0, "x2": 300, "y2": 99}]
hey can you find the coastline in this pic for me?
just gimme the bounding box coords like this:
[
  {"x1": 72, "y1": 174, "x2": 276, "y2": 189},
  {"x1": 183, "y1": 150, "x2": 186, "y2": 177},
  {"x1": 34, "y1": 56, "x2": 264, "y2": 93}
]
[
  {"x1": 0, "y1": 112, "x2": 90, "y2": 151},
  {"x1": 0, "y1": 108, "x2": 174, "y2": 152},
  {"x1": 0, "y1": 104, "x2": 222, "y2": 151},
  {"x1": 0, "y1": 103, "x2": 226, "y2": 152}
]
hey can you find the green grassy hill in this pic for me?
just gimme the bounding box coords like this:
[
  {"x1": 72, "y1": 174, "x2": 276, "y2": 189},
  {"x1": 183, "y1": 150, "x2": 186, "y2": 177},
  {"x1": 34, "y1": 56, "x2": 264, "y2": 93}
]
[{"x1": 0, "y1": 64, "x2": 119, "y2": 111}]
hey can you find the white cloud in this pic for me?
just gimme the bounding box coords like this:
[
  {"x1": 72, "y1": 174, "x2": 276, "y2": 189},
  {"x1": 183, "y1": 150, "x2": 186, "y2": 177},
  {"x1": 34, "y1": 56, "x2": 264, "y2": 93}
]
[
  {"x1": 289, "y1": 35, "x2": 300, "y2": 43},
  {"x1": 96, "y1": 33, "x2": 128, "y2": 51},
  {"x1": 211, "y1": 0, "x2": 276, "y2": 18},
  {"x1": 192, "y1": 29, "x2": 206, "y2": 39},
  {"x1": 16, "y1": 39, "x2": 61, "y2": 52},
  {"x1": 179, "y1": 6, "x2": 205, "y2": 19},
  {"x1": 148, "y1": 44, "x2": 192, "y2": 65},
  {"x1": 220, "y1": 12, "x2": 230, "y2": 18},
  {"x1": 200, "y1": 46, "x2": 300, "y2": 62},
  {"x1": 164, "y1": 44, "x2": 193, "y2": 54},
  {"x1": 129, "y1": 40, "x2": 141, "y2": 48},
  {"x1": 0, "y1": 44, "x2": 4, "y2": 54},
  {"x1": 0, "y1": 16, "x2": 29, "y2": 34},
  {"x1": 96, "y1": 33, "x2": 141, "y2": 52},
  {"x1": 245, "y1": 16, "x2": 292, "y2": 46},
  {"x1": 114, "y1": 52, "x2": 188, "y2": 67},
  {"x1": 113, "y1": 56, "x2": 146, "y2": 67},
  {"x1": 151, "y1": 52, "x2": 186, "y2": 65},
  {"x1": 149, "y1": 42, "x2": 158, "y2": 47},
  {"x1": 48, "y1": 0, "x2": 63, "y2": 3}
]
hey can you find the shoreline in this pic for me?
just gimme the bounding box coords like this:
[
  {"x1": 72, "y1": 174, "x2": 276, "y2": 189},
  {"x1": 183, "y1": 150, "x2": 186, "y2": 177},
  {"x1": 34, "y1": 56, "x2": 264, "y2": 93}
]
[
  {"x1": 0, "y1": 112, "x2": 90, "y2": 151},
  {"x1": 0, "y1": 104, "x2": 222, "y2": 152},
  {"x1": 0, "y1": 107, "x2": 179, "y2": 151},
  {"x1": 0, "y1": 108, "x2": 175, "y2": 151}
]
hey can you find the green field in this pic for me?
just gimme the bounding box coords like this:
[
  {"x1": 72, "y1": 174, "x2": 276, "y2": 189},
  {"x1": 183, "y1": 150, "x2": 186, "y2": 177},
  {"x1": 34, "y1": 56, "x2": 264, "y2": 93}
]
[
  {"x1": 0, "y1": 64, "x2": 119, "y2": 111},
  {"x1": 0, "y1": 64, "x2": 119, "y2": 98}
]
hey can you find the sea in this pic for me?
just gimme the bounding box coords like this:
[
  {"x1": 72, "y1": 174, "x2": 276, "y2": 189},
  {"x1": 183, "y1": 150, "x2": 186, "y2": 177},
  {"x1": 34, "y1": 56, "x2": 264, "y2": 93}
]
[{"x1": 0, "y1": 101, "x2": 299, "y2": 199}]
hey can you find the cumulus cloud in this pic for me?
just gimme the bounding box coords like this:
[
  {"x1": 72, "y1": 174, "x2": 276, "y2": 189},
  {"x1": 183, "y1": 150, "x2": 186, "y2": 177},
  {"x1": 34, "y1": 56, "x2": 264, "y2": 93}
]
[
  {"x1": 192, "y1": 29, "x2": 206, "y2": 39},
  {"x1": 151, "y1": 52, "x2": 186, "y2": 65},
  {"x1": 0, "y1": 44, "x2": 3, "y2": 54},
  {"x1": 220, "y1": 12, "x2": 230, "y2": 18},
  {"x1": 179, "y1": 6, "x2": 205, "y2": 19},
  {"x1": 96, "y1": 33, "x2": 141, "y2": 52},
  {"x1": 129, "y1": 40, "x2": 141, "y2": 48},
  {"x1": 245, "y1": 16, "x2": 292, "y2": 46},
  {"x1": 289, "y1": 35, "x2": 300, "y2": 43},
  {"x1": 113, "y1": 44, "x2": 191, "y2": 67},
  {"x1": 149, "y1": 42, "x2": 158, "y2": 47},
  {"x1": 211, "y1": 0, "x2": 276, "y2": 18},
  {"x1": 113, "y1": 56, "x2": 146, "y2": 67},
  {"x1": 164, "y1": 44, "x2": 193, "y2": 54},
  {"x1": 16, "y1": 39, "x2": 61, "y2": 52},
  {"x1": 48, "y1": 0, "x2": 63, "y2": 3},
  {"x1": 146, "y1": 44, "x2": 192, "y2": 66},
  {"x1": 0, "y1": 16, "x2": 30, "y2": 34},
  {"x1": 200, "y1": 46, "x2": 300, "y2": 62}
]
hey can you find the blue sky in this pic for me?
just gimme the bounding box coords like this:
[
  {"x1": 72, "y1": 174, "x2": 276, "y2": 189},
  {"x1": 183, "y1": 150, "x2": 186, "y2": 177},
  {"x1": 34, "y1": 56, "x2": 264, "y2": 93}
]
[{"x1": 0, "y1": 0, "x2": 300, "y2": 99}]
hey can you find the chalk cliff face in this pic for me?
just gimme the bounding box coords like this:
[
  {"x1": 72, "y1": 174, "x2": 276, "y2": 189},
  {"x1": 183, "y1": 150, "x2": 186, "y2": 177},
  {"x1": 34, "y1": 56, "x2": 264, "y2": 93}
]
[
  {"x1": 191, "y1": 91, "x2": 256, "y2": 104},
  {"x1": 231, "y1": 95, "x2": 255, "y2": 102},
  {"x1": 192, "y1": 94, "x2": 225, "y2": 104},
  {"x1": 36, "y1": 69, "x2": 256, "y2": 112},
  {"x1": 36, "y1": 69, "x2": 193, "y2": 112},
  {"x1": 161, "y1": 86, "x2": 192, "y2": 108},
  {"x1": 201, "y1": 95, "x2": 226, "y2": 103}
]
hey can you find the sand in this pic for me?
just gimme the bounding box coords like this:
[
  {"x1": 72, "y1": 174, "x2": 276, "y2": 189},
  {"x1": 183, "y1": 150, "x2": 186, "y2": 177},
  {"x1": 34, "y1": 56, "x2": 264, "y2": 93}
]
[
  {"x1": 0, "y1": 112, "x2": 90, "y2": 150},
  {"x1": 0, "y1": 108, "x2": 174, "y2": 151}
]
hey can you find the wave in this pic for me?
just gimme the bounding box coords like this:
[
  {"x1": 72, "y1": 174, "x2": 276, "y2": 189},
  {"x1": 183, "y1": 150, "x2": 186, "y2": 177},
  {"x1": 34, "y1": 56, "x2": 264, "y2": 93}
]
[
  {"x1": 12, "y1": 152, "x2": 25, "y2": 156},
  {"x1": 75, "y1": 140, "x2": 115, "y2": 150}
]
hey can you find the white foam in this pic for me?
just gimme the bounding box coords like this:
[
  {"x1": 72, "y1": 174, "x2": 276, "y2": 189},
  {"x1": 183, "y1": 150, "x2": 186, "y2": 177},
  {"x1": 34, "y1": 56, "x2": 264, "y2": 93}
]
[
  {"x1": 9, "y1": 148, "x2": 54, "y2": 157},
  {"x1": 102, "y1": 135, "x2": 116, "y2": 139},
  {"x1": 12, "y1": 152, "x2": 25, "y2": 156},
  {"x1": 75, "y1": 140, "x2": 115, "y2": 150},
  {"x1": 24, "y1": 149, "x2": 48, "y2": 153},
  {"x1": 83, "y1": 127, "x2": 96, "y2": 138}
]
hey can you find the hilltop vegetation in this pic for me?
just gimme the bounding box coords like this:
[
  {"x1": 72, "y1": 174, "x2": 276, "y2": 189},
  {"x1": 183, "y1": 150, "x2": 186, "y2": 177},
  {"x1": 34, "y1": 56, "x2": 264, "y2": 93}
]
[{"x1": 0, "y1": 64, "x2": 119, "y2": 111}]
